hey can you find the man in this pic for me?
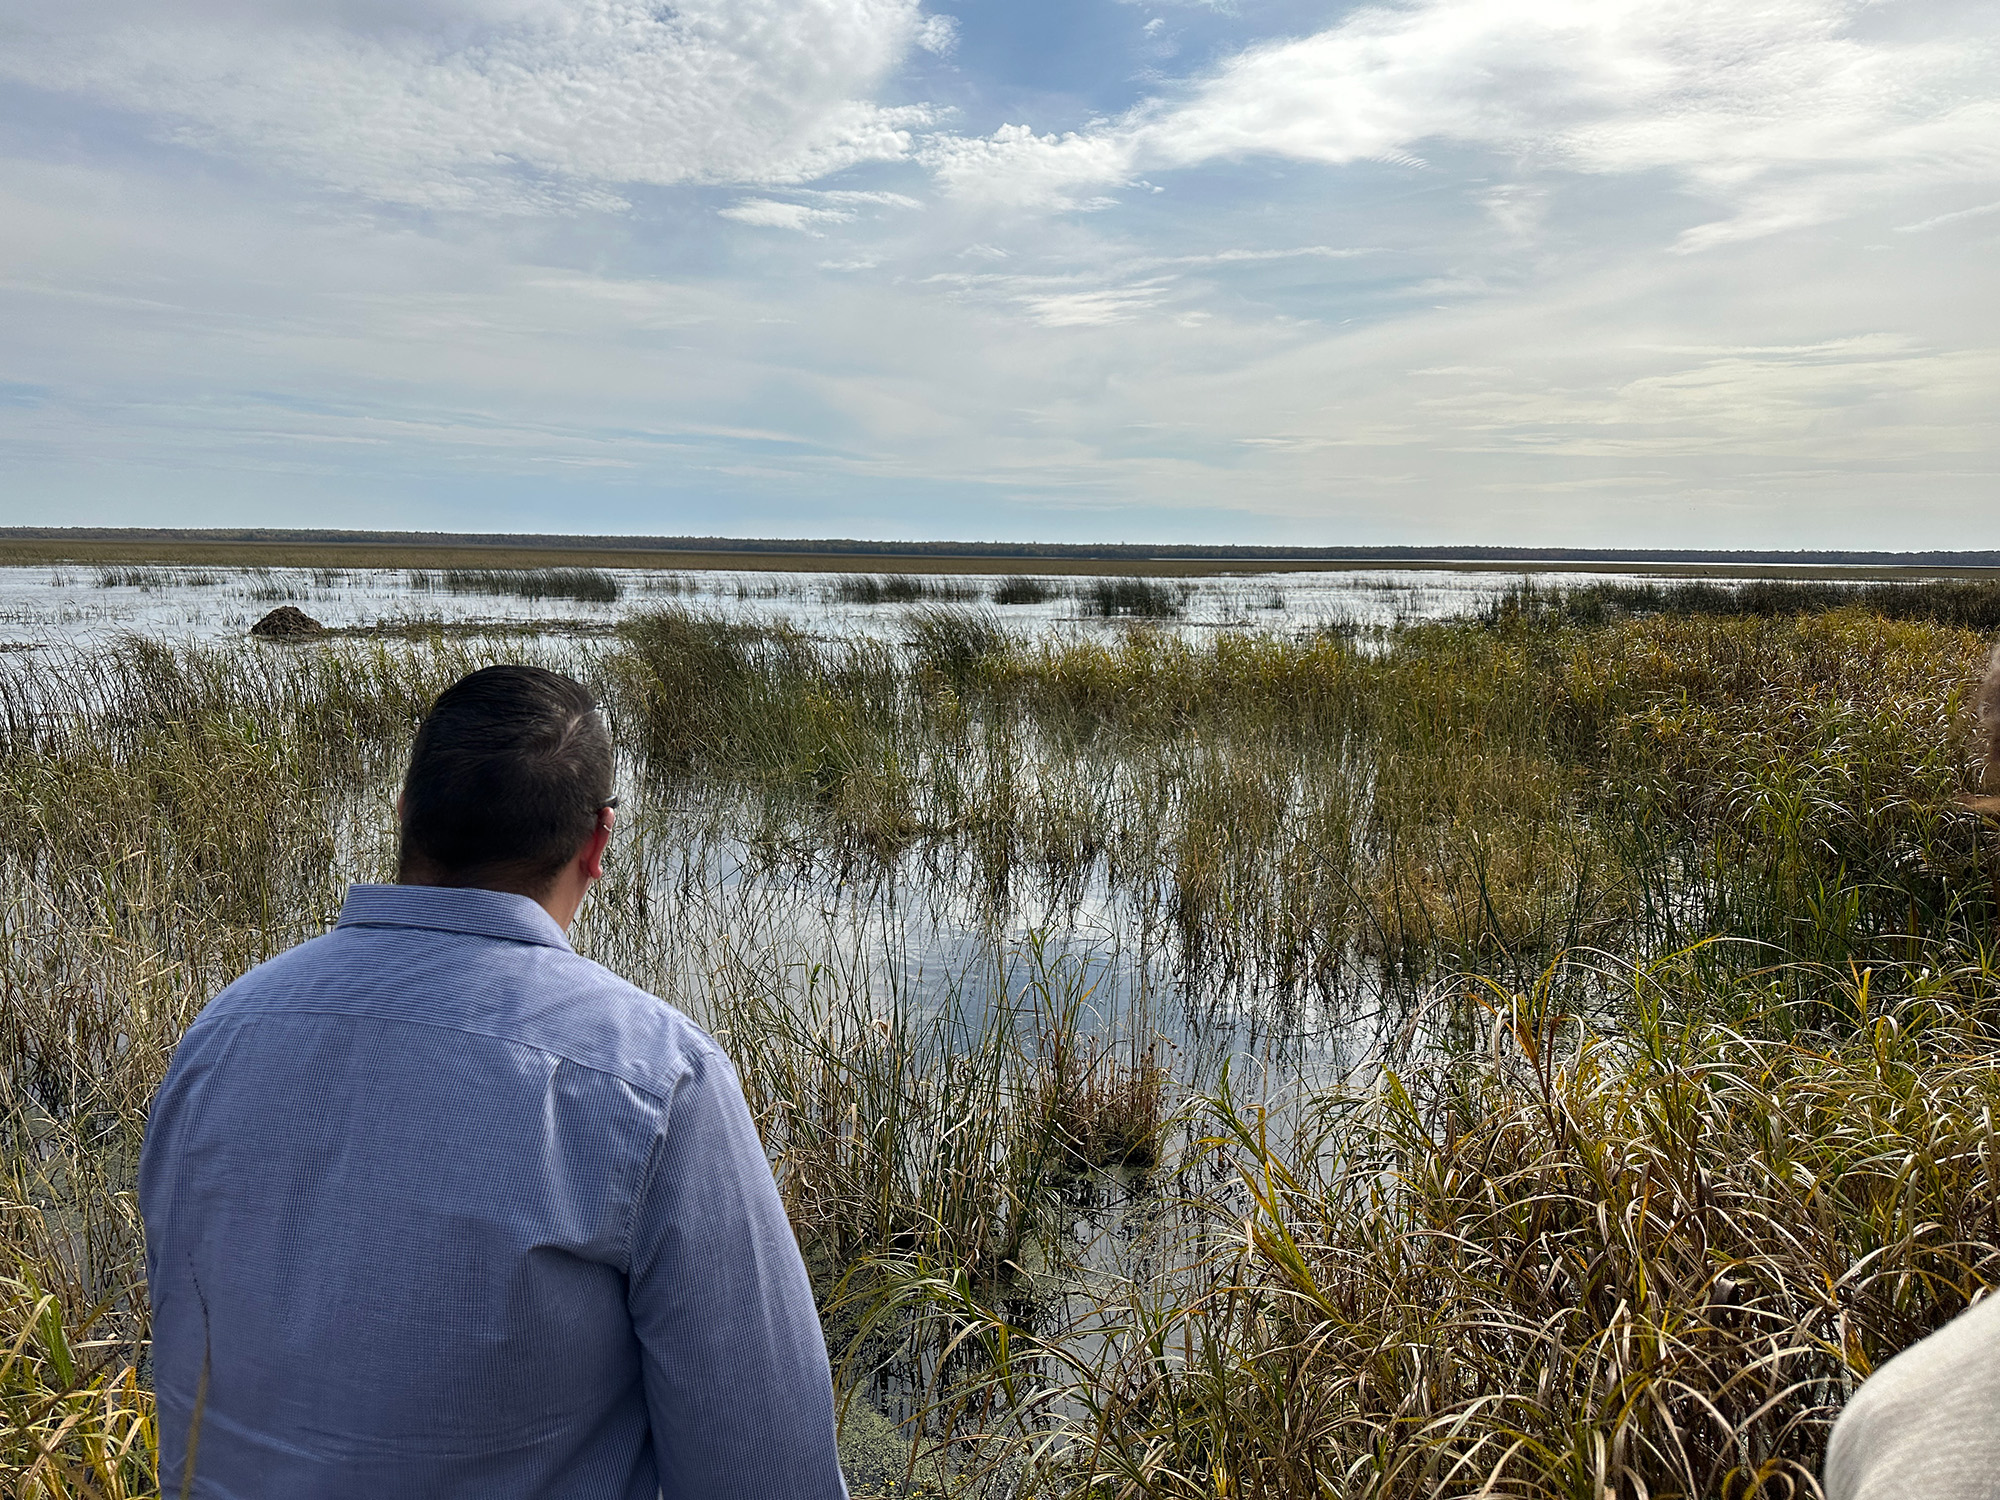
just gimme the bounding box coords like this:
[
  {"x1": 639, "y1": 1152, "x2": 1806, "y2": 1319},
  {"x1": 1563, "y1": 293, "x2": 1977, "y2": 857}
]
[{"x1": 140, "y1": 665, "x2": 848, "y2": 1498}]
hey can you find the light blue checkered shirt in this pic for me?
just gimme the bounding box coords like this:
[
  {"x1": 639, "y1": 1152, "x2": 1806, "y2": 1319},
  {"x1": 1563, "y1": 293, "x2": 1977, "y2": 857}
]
[{"x1": 141, "y1": 884, "x2": 848, "y2": 1500}]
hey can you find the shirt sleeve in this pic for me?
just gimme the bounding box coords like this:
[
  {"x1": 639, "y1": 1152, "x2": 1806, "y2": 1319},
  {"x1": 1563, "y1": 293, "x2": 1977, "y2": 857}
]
[{"x1": 628, "y1": 1042, "x2": 850, "y2": 1500}]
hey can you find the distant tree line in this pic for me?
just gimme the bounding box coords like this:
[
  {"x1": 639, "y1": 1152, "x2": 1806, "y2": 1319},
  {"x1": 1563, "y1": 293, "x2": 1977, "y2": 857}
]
[{"x1": 6, "y1": 526, "x2": 1998, "y2": 569}]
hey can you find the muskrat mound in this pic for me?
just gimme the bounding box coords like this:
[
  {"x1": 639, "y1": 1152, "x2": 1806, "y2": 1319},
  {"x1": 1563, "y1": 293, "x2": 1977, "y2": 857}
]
[{"x1": 249, "y1": 605, "x2": 325, "y2": 639}]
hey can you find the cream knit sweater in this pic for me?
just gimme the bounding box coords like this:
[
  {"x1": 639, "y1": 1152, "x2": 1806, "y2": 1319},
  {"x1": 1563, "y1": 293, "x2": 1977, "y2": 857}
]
[{"x1": 1825, "y1": 1294, "x2": 2000, "y2": 1500}]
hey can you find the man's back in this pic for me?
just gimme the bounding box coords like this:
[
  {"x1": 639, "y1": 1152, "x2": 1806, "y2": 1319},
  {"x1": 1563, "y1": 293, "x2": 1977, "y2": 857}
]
[{"x1": 141, "y1": 883, "x2": 846, "y2": 1500}]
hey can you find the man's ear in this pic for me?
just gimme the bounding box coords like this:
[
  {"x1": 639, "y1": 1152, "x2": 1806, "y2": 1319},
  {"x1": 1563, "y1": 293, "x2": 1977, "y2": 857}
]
[{"x1": 579, "y1": 807, "x2": 615, "y2": 881}]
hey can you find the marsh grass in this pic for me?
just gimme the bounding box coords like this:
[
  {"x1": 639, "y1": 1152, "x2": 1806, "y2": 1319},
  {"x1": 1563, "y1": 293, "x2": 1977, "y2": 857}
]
[
  {"x1": 91, "y1": 568, "x2": 220, "y2": 591},
  {"x1": 1494, "y1": 577, "x2": 2000, "y2": 633},
  {"x1": 4, "y1": 590, "x2": 2000, "y2": 1494},
  {"x1": 834, "y1": 576, "x2": 985, "y2": 606},
  {"x1": 604, "y1": 604, "x2": 1999, "y2": 1005},
  {"x1": 4, "y1": 1163, "x2": 155, "y2": 1498},
  {"x1": 992, "y1": 578, "x2": 1062, "y2": 606},
  {"x1": 695, "y1": 934, "x2": 1164, "y2": 1292},
  {"x1": 407, "y1": 567, "x2": 623, "y2": 603},
  {"x1": 875, "y1": 957, "x2": 2000, "y2": 1498},
  {"x1": 639, "y1": 572, "x2": 702, "y2": 596},
  {"x1": 1082, "y1": 579, "x2": 1191, "y2": 618},
  {"x1": 93, "y1": 567, "x2": 166, "y2": 590}
]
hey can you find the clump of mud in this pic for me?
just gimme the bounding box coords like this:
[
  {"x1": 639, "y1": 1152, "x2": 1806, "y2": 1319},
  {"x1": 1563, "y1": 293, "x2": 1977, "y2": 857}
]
[{"x1": 249, "y1": 605, "x2": 325, "y2": 639}]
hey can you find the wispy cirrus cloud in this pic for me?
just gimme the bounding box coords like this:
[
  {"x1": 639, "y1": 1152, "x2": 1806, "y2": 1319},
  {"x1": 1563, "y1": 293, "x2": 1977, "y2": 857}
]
[
  {"x1": 1895, "y1": 200, "x2": 2000, "y2": 234},
  {"x1": 920, "y1": 244, "x2": 1376, "y2": 327},
  {"x1": 719, "y1": 200, "x2": 858, "y2": 233},
  {"x1": 721, "y1": 188, "x2": 921, "y2": 233},
  {"x1": 1123, "y1": 246, "x2": 1376, "y2": 271}
]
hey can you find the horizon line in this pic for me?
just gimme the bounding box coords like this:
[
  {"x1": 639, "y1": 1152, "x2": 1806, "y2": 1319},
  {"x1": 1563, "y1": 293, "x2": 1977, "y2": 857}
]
[{"x1": 11, "y1": 527, "x2": 2000, "y2": 569}]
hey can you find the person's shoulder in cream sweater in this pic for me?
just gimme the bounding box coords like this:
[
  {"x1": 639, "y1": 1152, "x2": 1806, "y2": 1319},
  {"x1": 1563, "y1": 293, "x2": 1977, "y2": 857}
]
[{"x1": 1826, "y1": 1293, "x2": 2000, "y2": 1500}]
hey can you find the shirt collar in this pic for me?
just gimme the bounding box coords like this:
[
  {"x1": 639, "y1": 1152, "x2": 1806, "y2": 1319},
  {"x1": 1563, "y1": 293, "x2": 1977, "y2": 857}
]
[{"x1": 335, "y1": 884, "x2": 574, "y2": 952}]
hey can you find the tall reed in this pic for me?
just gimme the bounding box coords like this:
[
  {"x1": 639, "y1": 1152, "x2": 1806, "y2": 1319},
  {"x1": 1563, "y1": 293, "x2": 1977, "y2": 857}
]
[
  {"x1": 407, "y1": 567, "x2": 622, "y2": 603},
  {"x1": 871, "y1": 958, "x2": 2000, "y2": 1498}
]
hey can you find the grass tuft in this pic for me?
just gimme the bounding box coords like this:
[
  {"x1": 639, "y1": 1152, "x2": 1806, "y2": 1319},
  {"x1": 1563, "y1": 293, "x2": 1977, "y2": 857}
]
[
  {"x1": 990, "y1": 577, "x2": 1062, "y2": 606},
  {"x1": 408, "y1": 567, "x2": 623, "y2": 603},
  {"x1": 92, "y1": 567, "x2": 221, "y2": 591},
  {"x1": 1082, "y1": 577, "x2": 1191, "y2": 618},
  {"x1": 832, "y1": 575, "x2": 983, "y2": 606}
]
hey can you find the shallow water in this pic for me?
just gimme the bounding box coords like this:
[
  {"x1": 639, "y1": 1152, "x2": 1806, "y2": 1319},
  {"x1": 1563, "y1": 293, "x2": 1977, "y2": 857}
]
[
  {"x1": 6, "y1": 561, "x2": 1673, "y2": 648},
  {"x1": 597, "y1": 793, "x2": 1368, "y2": 1093},
  {"x1": 2, "y1": 558, "x2": 1657, "y2": 1085}
]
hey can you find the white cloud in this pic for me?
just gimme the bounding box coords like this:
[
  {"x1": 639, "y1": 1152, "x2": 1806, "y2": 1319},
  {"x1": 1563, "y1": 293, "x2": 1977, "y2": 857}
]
[
  {"x1": 1413, "y1": 336, "x2": 2000, "y2": 458},
  {"x1": 0, "y1": 0, "x2": 938, "y2": 211},
  {"x1": 721, "y1": 187, "x2": 919, "y2": 232},
  {"x1": 922, "y1": 270, "x2": 1178, "y2": 326},
  {"x1": 914, "y1": 14, "x2": 959, "y2": 55},
  {"x1": 928, "y1": 0, "x2": 2000, "y2": 246},
  {"x1": 3, "y1": 0, "x2": 1995, "y2": 545},
  {"x1": 923, "y1": 123, "x2": 1137, "y2": 209},
  {"x1": 1896, "y1": 199, "x2": 2000, "y2": 233},
  {"x1": 1020, "y1": 281, "x2": 1175, "y2": 327},
  {"x1": 1125, "y1": 245, "x2": 1374, "y2": 270},
  {"x1": 719, "y1": 199, "x2": 855, "y2": 233},
  {"x1": 800, "y1": 189, "x2": 924, "y2": 209}
]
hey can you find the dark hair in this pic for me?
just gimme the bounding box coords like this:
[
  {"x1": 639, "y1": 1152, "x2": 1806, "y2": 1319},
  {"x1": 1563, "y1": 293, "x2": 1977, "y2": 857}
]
[{"x1": 397, "y1": 665, "x2": 614, "y2": 896}]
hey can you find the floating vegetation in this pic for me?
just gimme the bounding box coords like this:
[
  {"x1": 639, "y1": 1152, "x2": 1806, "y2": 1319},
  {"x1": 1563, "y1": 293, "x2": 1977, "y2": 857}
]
[{"x1": 333, "y1": 615, "x2": 620, "y2": 641}]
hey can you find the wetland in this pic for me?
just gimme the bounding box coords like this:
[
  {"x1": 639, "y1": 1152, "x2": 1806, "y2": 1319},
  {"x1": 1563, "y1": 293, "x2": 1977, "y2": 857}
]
[{"x1": 6, "y1": 562, "x2": 2000, "y2": 1497}]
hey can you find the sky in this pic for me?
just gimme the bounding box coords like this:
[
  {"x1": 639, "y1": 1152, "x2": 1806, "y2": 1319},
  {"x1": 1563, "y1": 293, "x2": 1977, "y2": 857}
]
[{"x1": 1, "y1": 0, "x2": 1996, "y2": 546}]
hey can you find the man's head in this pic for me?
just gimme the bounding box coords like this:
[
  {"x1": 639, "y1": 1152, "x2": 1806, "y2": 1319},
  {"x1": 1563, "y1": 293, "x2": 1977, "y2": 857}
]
[{"x1": 398, "y1": 665, "x2": 615, "y2": 901}]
